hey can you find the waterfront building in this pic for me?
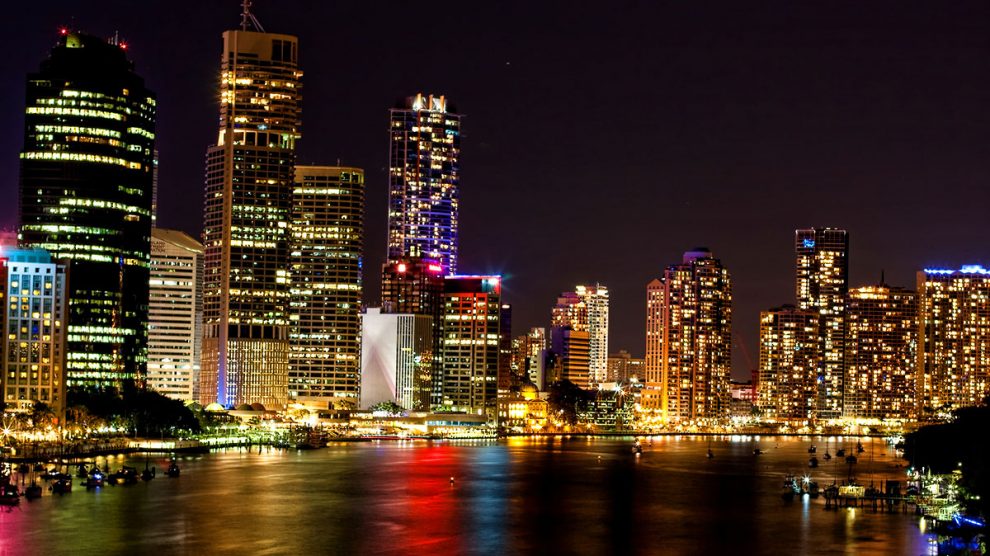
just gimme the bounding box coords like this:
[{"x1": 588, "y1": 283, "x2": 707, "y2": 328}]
[
  {"x1": 18, "y1": 30, "x2": 155, "y2": 389},
  {"x1": 606, "y1": 350, "x2": 645, "y2": 383},
  {"x1": 0, "y1": 248, "x2": 68, "y2": 418},
  {"x1": 498, "y1": 304, "x2": 514, "y2": 393},
  {"x1": 917, "y1": 266, "x2": 990, "y2": 419},
  {"x1": 147, "y1": 229, "x2": 203, "y2": 401},
  {"x1": 512, "y1": 327, "x2": 548, "y2": 388},
  {"x1": 380, "y1": 258, "x2": 444, "y2": 405},
  {"x1": 756, "y1": 305, "x2": 820, "y2": 421},
  {"x1": 795, "y1": 227, "x2": 849, "y2": 418},
  {"x1": 439, "y1": 276, "x2": 501, "y2": 416},
  {"x1": 644, "y1": 248, "x2": 732, "y2": 421},
  {"x1": 497, "y1": 383, "x2": 549, "y2": 432},
  {"x1": 730, "y1": 380, "x2": 756, "y2": 418},
  {"x1": 577, "y1": 387, "x2": 634, "y2": 432},
  {"x1": 843, "y1": 284, "x2": 918, "y2": 421},
  {"x1": 199, "y1": 9, "x2": 302, "y2": 409},
  {"x1": 387, "y1": 93, "x2": 462, "y2": 274},
  {"x1": 549, "y1": 284, "x2": 609, "y2": 388},
  {"x1": 289, "y1": 166, "x2": 364, "y2": 410},
  {"x1": 550, "y1": 327, "x2": 591, "y2": 389},
  {"x1": 360, "y1": 308, "x2": 433, "y2": 411}
]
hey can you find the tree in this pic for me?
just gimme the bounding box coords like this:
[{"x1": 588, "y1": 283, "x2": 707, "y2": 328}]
[
  {"x1": 370, "y1": 401, "x2": 404, "y2": 416},
  {"x1": 546, "y1": 380, "x2": 594, "y2": 425},
  {"x1": 904, "y1": 397, "x2": 990, "y2": 513}
]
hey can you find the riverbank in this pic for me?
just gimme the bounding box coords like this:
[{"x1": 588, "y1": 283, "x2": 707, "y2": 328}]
[{"x1": 2, "y1": 430, "x2": 904, "y2": 462}]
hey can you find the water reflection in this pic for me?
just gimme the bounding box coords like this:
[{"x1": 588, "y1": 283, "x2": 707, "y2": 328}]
[{"x1": 0, "y1": 437, "x2": 929, "y2": 555}]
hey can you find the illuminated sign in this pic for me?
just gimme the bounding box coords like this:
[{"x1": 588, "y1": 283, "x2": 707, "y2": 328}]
[{"x1": 802, "y1": 238, "x2": 815, "y2": 248}]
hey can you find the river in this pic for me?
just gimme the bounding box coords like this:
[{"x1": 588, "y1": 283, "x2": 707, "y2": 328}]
[{"x1": 0, "y1": 436, "x2": 932, "y2": 555}]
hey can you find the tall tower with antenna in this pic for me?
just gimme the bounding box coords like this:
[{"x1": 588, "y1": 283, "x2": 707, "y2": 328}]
[{"x1": 199, "y1": 3, "x2": 302, "y2": 409}]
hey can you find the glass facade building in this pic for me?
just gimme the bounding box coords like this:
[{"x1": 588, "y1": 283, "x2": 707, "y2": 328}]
[
  {"x1": 439, "y1": 276, "x2": 501, "y2": 415},
  {"x1": 387, "y1": 94, "x2": 461, "y2": 273},
  {"x1": 289, "y1": 166, "x2": 364, "y2": 409},
  {"x1": 18, "y1": 31, "x2": 156, "y2": 389},
  {"x1": 200, "y1": 27, "x2": 302, "y2": 409}
]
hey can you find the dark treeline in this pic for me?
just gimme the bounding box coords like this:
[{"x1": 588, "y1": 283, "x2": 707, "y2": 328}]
[{"x1": 904, "y1": 397, "x2": 990, "y2": 513}]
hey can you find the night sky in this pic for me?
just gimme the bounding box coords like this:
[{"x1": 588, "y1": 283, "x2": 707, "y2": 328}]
[{"x1": 3, "y1": 1, "x2": 989, "y2": 379}]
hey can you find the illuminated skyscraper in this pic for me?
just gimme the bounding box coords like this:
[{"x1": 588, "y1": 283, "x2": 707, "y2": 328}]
[
  {"x1": 513, "y1": 327, "x2": 547, "y2": 387},
  {"x1": 0, "y1": 248, "x2": 68, "y2": 417},
  {"x1": 795, "y1": 227, "x2": 848, "y2": 418},
  {"x1": 498, "y1": 304, "x2": 514, "y2": 392},
  {"x1": 644, "y1": 249, "x2": 732, "y2": 421},
  {"x1": 843, "y1": 284, "x2": 917, "y2": 420},
  {"x1": 147, "y1": 229, "x2": 203, "y2": 401},
  {"x1": 289, "y1": 166, "x2": 364, "y2": 410},
  {"x1": 18, "y1": 31, "x2": 156, "y2": 389},
  {"x1": 606, "y1": 350, "x2": 645, "y2": 383},
  {"x1": 756, "y1": 305, "x2": 819, "y2": 420},
  {"x1": 439, "y1": 276, "x2": 501, "y2": 415},
  {"x1": 200, "y1": 9, "x2": 302, "y2": 409},
  {"x1": 549, "y1": 284, "x2": 609, "y2": 388},
  {"x1": 387, "y1": 94, "x2": 462, "y2": 273},
  {"x1": 917, "y1": 266, "x2": 990, "y2": 419}
]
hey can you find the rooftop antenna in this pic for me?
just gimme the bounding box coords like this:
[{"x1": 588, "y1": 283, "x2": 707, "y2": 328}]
[{"x1": 241, "y1": 0, "x2": 266, "y2": 32}]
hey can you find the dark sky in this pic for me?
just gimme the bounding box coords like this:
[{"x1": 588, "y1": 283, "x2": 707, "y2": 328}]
[{"x1": 3, "y1": 1, "x2": 990, "y2": 379}]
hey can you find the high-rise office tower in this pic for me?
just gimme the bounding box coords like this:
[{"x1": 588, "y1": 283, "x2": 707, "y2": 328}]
[
  {"x1": 756, "y1": 305, "x2": 819, "y2": 420},
  {"x1": 644, "y1": 249, "x2": 732, "y2": 421},
  {"x1": 549, "y1": 284, "x2": 609, "y2": 387},
  {"x1": 439, "y1": 276, "x2": 501, "y2": 415},
  {"x1": 387, "y1": 93, "x2": 462, "y2": 273},
  {"x1": 200, "y1": 9, "x2": 302, "y2": 409},
  {"x1": 550, "y1": 328, "x2": 591, "y2": 389},
  {"x1": 289, "y1": 166, "x2": 364, "y2": 410},
  {"x1": 18, "y1": 31, "x2": 155, "y2": 389},
  {"x1": 795, "y1": 228, "x2": 849, "y2": 418},
  {"x1": 843, "y1": 284, "x2": 917, "y2": 420},
  {"x1": 360, "y1": 308, "x2": 433, "y2": 411},
  {"x1": 498, "y1": 304, "x2": 514, "y2": 392},
  {"x1": 0, "y1": 248, "x2": 68, "y2": 418},
  {"x1": 147, "y1": 229, "x2": 203, "y2": 401},
  {"x1": 917, "y1": 266, "x2": 990, "y2": 418}
]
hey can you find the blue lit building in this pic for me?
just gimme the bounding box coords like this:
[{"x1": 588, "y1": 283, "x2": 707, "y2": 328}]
[
  {"x1": 387, "y1": 94, "x2": 462, "y2": 274},
  {"x1": 917, "y1": 265, "x2": 990, "y2": 418},
  {"x1": 18, "y1": 31, "x2": 156, "y2": 390}
]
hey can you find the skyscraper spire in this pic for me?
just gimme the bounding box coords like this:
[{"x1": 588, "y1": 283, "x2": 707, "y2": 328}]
[{"x1": 240, "y1": 0, "x2": 265, "y2": 32}]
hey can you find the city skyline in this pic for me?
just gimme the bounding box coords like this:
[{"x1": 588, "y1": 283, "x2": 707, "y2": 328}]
[{"x1": 2, "y1": 2, "x2": 990, "y2": 378}]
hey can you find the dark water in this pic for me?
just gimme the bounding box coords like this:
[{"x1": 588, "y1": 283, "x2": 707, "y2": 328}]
[{"x1": 0, "y1": 436, "x2": 931, "y2": 555}]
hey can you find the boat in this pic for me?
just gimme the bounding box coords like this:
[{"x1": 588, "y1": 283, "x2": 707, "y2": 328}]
[
  {"x1": 808, "y1": 445, "x2": 817, "y2": 454},
  {"x1": 781, "y1": 475, "x2": 801, "y2": 502},
  {"x1": 856, "y1": 442, "x2": 865, "y2": 454},
  {"x1": 0, "y1": 479, "x2": 19, "y2": 506},
  {"x1": 845, "y1": 455, "x2": 858, "y2": 465},
  {"x1": 707, "y1": 449, "x2": 715, "y2": 460},
  {"x1": 76, "y1": 464, "x2": 88, "y2": 478},
  {"x1": 753, "y1": 448, "x2": 764, "y2": 455},
  {"x1": 836, "y1": 448, "x2": 846, "y2": 458},
  {"x1": 24, "y1": 483, "x2": 43, "y2": 500},
  {"x1": 809, "y1": 456, "x2": 819, "y2": 468},
  {"x1": 108, "y1": 466, "x2": 138, "y2": 485},
  {"x1": 166, "y1": 462, "x2": 180, "y2": 478},
  {"x1": 822, "y1": 450, "x2": 832, "y2": 461},
  {"x1": 141, "y1": 467, "x2": 156, "y2": 482},
  {"x1": 32, "y1": 463, "x2": 44, "y2": 472},
  {"x1": 631, "y1": 441, "x2": 643, "y2": 456},
  {"x1": 83, "y1": 469, "x2": 105, "y2": 489},
  {"x1": 50, "y1": 475, "x2": 72, "y2": 494}
]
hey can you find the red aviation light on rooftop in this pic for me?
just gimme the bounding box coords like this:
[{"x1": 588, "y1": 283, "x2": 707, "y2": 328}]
[{"x1": 59, "y1": 28, "x2": 69, "y2": 35}]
